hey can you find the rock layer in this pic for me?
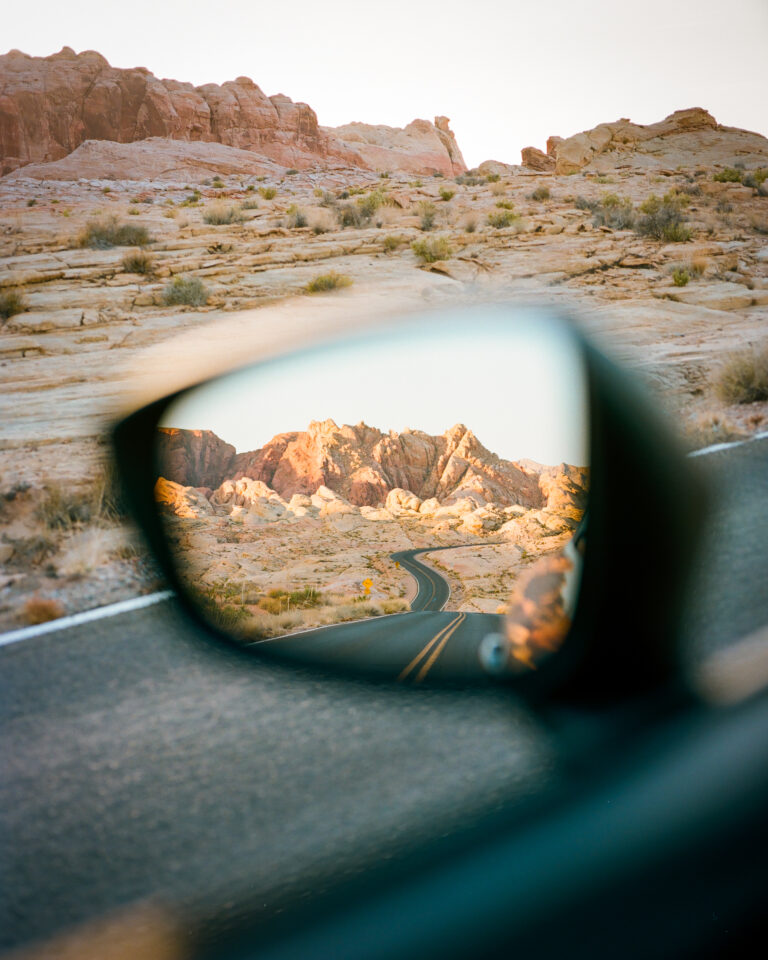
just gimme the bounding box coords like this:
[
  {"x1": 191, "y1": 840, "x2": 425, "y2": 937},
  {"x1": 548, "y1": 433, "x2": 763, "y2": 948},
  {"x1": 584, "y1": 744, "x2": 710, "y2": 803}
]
[{"x1": 0, "y1": 47, "x2": 466, "y2": 177}]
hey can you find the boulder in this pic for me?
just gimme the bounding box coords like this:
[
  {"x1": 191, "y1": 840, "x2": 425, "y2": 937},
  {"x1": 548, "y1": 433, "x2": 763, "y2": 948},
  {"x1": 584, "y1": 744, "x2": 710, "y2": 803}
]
[{"x1": 521, "y1": 147, "x2": 556, "y2": 172}]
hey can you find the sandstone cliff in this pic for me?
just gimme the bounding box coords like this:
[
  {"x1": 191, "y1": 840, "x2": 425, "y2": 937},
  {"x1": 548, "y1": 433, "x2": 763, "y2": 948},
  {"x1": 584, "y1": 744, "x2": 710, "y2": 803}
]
[
  {"x1": 525, "y1": 107, "x2": 768, "y2": 174},
  {"x1": 0, "y1": 47, "x2": 466, "y2": 177},
  {"x1": 156, "y1": 420, "x2": 588, "y2": 514}
]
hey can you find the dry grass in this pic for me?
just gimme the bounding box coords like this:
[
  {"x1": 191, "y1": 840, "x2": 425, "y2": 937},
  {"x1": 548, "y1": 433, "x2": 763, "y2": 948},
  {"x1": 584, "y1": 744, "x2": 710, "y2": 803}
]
[
  {"x1": 36, "y1": 467, "x2": 125, "y2": 531},
  {"x1": 303, "y1": 271, "x2": 353, "y2": 294},
  {"x1": 0, "y1": 289, "x2": 27, "y2": 321},
  {"x1": 163, "y1": 276, "x2": 208, "y2": 306},
  {"x1": 202, "y1": 204, "x2": 244, "y2": 226},
  {"x1": 77, "y1": 217, "x2": 151, "y2": 249},
  {"x1": 716, "y1": 347, "x2": 768, "y2": 404},
  {"x1": 411, "y1": 235, "x2": 453, "y2": 263},
  {"x1": 22, "y1": 595, "x2": 64, "y2": 625},
  {"x1": 121, "y1": 249, "x2": 155, "y2": 275},
  {"x1": 685, "y1": 412, "x2": 748, "y2": 450}
]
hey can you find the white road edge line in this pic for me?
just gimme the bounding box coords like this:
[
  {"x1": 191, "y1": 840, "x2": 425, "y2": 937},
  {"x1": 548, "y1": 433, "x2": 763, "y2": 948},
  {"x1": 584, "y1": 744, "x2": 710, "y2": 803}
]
[
  {"x1": 0, "y1": 590, "x2": 175, "y2": 649},
  {"x1": 2, "y1": 432, "x2": 767, "y2": 649}
]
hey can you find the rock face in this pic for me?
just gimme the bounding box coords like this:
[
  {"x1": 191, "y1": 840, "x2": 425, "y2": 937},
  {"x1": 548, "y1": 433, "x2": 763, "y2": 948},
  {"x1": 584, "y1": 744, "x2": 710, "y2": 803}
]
[
  {"x1": 520, "y1": 146, "x2": 555, "y2": 172},
  {"x1": 0, "y1": 47, "x2": 466, "y2": 177},
  {"x1": 155, "y1": 428, "x2": 236, "y2": 490},
  {"x1": 325, "y1": 116, "x2": 466, "y2": 177},
  {"x1": 545, "y1": 107, "x2": 768, "y2": 175},
  {"x1": 156, "y1": 420, "x2": 587, "y2": 514}
]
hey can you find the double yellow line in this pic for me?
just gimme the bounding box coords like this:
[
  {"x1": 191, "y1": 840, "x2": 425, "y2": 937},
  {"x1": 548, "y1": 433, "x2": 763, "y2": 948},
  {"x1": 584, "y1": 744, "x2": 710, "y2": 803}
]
[{"x1": 397, "y1": 613, "x2": 466, "y2": 683}]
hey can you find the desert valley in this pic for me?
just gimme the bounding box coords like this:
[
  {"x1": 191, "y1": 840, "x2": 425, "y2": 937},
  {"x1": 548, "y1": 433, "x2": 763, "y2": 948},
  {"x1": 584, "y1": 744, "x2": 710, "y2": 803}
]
[{"x1": 1, "y1": 47, "x2": 767, "y2": 628}]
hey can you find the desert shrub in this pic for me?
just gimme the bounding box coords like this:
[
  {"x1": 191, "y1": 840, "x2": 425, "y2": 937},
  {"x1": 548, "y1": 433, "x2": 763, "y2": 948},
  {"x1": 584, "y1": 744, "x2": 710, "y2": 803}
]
[
  {"x1": 356, "y1": 189, "x2": 386, "y2": 218},
  {"x1": 121, "y1": 249, "x2": 155, "y2": 275},
  {"x1": 285, "y1": 204, "x2": 308, "y2": 228},
  {"x1": 463, "y1": 216, "x2": 477, "y2": 233},
  {"x1": 438, "y1": 187, "x2": 455, "y2": 201},
  {"x1": 286, "y1": 168, "x2": 299, "y2": 176},
  {"x1": 78, "y1": 217, "x2": 151, "y2": 249},
  {"x1": 318, "y1": 190, "x2": 337, "y2": 207},
  {"x1": 163, "y1": 276, "x2": 208, "y2": 306},
  {"x1": 246, "y1": 184, "x2": 256, "y2": 192},
  {"x1": 486, "y1": 209, "x2": 518, "y2": 228},
  {"x1": 635, "y1": 193, "x2": 691, "y2": 242},
  {"x1": 574, "y1": 196, "x2": 598, "y2": 212},
  {"x1": 495, "y1": 199, "x2": 515, "y2": 210},
  {"x1": 418, "y1": 200, "x2": 437, "y2": 231},
  {"x1": 127, "y1": 208, "x2": 140, "y2": 215},
  {"x1": 336, "y1": 202, "x2": 366, "y2": 228},
  {"x1": 379, "y1": 170, "x2": 390, "y2": 179},
  {"x1": 304, "y1": 271, "x2": 353, "y2": 293},
  {"x1": 0, "y1": 289, "x2": 26, "y2": 321},
  {"x1": 591, "y1": 193, "x2": 636, "y2": 230},
  {"x1": 749, "y1": 214, "x2": 768, "y2": 235},
  {"x1": 211, "y1": 178, "x2": 225, "y2": 189},
  {"x1": 242, "y1": 199, "x2": 259, "y2": 210},
  {"x1": 486, "y1": 172, "x2": 501, "y2": 183},
  {"x1": 679, "y1": 182, "x2": 702, "y2": 196},
  {"x1": 713, "y1": 167, "x2": 742, "y2": 183},
  {"x1": 530, "y1": 186, "x2": 550, "y2": 201},
  {"x1": 672, "y1": 268, "x2": 690, "y2": 287},
  {"x1": 36, "y1": 468, "x2": 124, "y2": 531},
  {"x1": 455, "y1": 174, "x2": 484, "y2": 187},
  {"x1": 490, "y1": 181, "x2": 506, "y2": 196},
  {"x1": 258, "y1": 186, "x2": 277, "y2": 200},
  {"x1": 382, "y1": 234, "x2": 405, "y2": 252},
  {"x1": 685, "y1": 413, "x2": 747, "y2": 450},
  {"x1": 180, "y1": 190, "x2": 202, "y2": 207},
  {"x1": 27, "y1": 198, "x2": 37, "y2": 207},
  {"x1": 411, "y1": 235, "x2": 453, "y2": 263},
  {"x1": 22, "y1": 596, "x2": 64, "y2": 625},
  {"x1": 203, "y1": 205, "x2": 244, "y2": 225},
  {"x1": 6, "y1": 535, "x2": 56, "y2": 568},
  {"x1": 716, "y1": 347, "x2": 768, "y2": 404},
  {"x1": 191, "y1": 586, "x2": 251, "y2": 633}
]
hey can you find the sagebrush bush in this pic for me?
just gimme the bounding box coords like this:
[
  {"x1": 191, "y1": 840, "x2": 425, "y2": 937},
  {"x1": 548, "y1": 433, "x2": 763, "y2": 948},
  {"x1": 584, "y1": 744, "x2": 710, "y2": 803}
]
[
  {"x1": 285, "y1": 204, "x2": 308, "y2": 228},
  {"x1": 304, "y1": 271, "x2": 353, "y2": 293},
  {"x1": 286, "y1": 168, "x2": 299, "y2": 176},
  {"x1": 382, "y1": 234, "x2": 404, "y2": 252},
  {"x1": 713, "y1": 168, "x2": 742, "y2": 183},
  {"x1": 485, "y1": 172, "x2": 500, "y2": 183},
  {"x1": 357, "y1": 190, "x2": 386, "y2": 218},
  {"x1": 121, "y1": 249, "x2": 155, "y2": 275},
  {"x1": 590, "y1": 193, "x2": 636, "y2": 230},
  {"x1": 716, "y1": 347, "x2": 768, "y2": 404},
  {"x1": 163, "y1": 276, "x2": 208, "y2": 306},
  {"x1": 635, "y1": 193, "x2": 691, "y2": 242},
  {"x1": 242, "y1": 199, "x2": 259, "y2": 210},
  {"x1": 418, "y1": 200, "x2": 437, "y2": 231},
  {"x1": 487, "y1": 209, "x2": 518, "y2": 228},
  {"x1": 439, "y1": 187, "x2": 455, "y2": 201},
  {"x1": 336, "y1": 203, "x2": 365, "y2": 228},
  {"x1": 530, "y1": 186, "x2": 550, "y2": 201},
  {"x1": 0, "y1": 289, "x2": 27, "y2": 321},
  {"x1": 36, "y1": 468, "x2": 125, "y2": 530},
  {"x1": 411, "y1": 235, "x2": 453, "y2": 263},
  {"x1": 672, "y1": 268, "x2": 690, "y2": 287},
  {"x1": 258, "y1": 186, "x2": 277, "y2": 200},
  {"x1": 203, "y1": 205, "x2": 244, "y2": 225},
  {"x1": 78, "y1": 217, "x2": 151, "y2": 249},
  {"x1": 455, "y1": 174, "x2": 484, "y2": 187}
]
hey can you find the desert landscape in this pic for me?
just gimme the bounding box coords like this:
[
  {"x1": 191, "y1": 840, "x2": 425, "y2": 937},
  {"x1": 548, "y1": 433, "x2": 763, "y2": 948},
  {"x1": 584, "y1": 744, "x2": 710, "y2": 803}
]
[
  {"x1": 154, "y1": 420, "x2": 588, "y2": 638},
  {"x1": 1, "y1": 47, "x2": 767, "y2": 629}
]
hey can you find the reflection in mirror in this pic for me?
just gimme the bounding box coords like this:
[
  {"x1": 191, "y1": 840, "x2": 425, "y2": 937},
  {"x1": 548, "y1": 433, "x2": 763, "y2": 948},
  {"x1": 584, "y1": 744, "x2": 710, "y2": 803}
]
[{"x1": 154, "y1": 308, "x2": 589, "y2": 683}]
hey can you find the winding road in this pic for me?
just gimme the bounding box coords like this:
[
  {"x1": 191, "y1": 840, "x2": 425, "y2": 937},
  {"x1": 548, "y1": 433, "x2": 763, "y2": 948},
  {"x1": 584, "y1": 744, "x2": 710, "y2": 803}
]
[{"x1": 250, "y1": 546, "x2": 504, "y2": 682}]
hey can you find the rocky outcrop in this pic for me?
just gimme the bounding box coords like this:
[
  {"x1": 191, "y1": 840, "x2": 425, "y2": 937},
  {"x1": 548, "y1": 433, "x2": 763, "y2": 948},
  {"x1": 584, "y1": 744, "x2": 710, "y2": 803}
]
[
  {"x1": 546, "y1": 108, "x2": 768, "y2": 174},
  {"x1": 157, "y1": 420, "x2": 575, "y2": 510},
  {"x1": 0, "y1": 47, "x2": 466, "y2": 177},
  {"x1": 156, "y1": 428, "x2": 236, "y2": 490},
  {"x1": 323, "y1": 115, "x2": 466, "y2": 177},
  {"x1": 520, "y1": 146, "x2": 555, "y2": 172}
]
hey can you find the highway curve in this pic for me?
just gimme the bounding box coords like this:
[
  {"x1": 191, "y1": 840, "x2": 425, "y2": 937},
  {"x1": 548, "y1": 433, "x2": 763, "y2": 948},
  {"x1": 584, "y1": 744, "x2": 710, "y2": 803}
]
[{"x1": 252, "y1": 546, "x2": 504, "y2": 682}]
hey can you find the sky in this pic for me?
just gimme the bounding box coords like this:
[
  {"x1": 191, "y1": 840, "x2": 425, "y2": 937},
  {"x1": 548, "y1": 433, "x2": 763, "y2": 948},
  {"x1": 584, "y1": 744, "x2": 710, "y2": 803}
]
[
  {"x1": 160, "y1": 310, "x2": 589, "y2": 466},
  {"x1": 6, "y1": 0, "x2": 767, "y2": 167}
]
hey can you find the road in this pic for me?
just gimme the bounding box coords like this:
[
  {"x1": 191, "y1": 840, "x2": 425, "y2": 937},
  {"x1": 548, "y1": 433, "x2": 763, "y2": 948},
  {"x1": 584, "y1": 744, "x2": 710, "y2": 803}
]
[
  {"x1": 253, "y1": 546, "x2": 502, "y2": 682},
  {"x1": 1, "y1": 438, "x2": 767, "y2": 954}
]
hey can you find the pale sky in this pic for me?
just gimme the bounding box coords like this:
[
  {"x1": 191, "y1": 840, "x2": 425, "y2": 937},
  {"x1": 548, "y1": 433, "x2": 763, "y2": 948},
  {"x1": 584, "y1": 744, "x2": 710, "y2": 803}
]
[
  {"x1": 6, "y1": 0, "x2": 767, "y2": 167},
  {"x1": 160, "y1": 309, "x2": 589, "y2": 467}
]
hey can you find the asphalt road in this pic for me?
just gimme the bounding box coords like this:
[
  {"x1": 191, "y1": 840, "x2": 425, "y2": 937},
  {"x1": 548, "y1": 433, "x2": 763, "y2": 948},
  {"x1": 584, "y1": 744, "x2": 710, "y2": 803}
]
[
  {"x1": 1, "y1": 438, "x2": 767, "y2": 954},
  {"x1": 254, "y1": 547, "x2": 502, "y2": 682}
]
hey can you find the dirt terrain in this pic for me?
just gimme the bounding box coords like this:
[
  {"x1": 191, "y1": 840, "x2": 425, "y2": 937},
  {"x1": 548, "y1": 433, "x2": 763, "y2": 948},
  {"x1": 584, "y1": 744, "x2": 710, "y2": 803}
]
[{"x1": 1, "y1": 92, "x2": 767, "y2": 628}]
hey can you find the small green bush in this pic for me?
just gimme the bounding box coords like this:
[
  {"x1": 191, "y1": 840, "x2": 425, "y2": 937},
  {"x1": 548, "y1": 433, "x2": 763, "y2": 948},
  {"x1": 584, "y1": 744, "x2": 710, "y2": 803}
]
[
  {"x1": 495, "y1": 199, "x2": 515, "y2": 210},
  {"x1": 121, "y1": 250, "x2": 155, "y2": 275},
  {"x1": 418, "y1": 200, "x2": 437, "y2": 231},
  {"x1": 0, "y1": 289, "x2": 27, "y2": 321},
  {"x1": 163, "y1": 276, "x2": 208, "y2": 307},
  {"x1": 378, "y1": 171, "x2": 390, "y2": 179},
  {"x1": 672, "y1": 268, "x2": 690, "y2": 287},
  {"x1": 382, "y1": 234, "x2": 404, "y2": 252},
  {"x1": 438, "y1": 187, "x2": 455, "y2": 202},
  {"x1": 78, "y1": 217, "x2": 152, "y2": 249},
  {"x1": 285, "y1": 204, "x2": 308, "y2": 228},
  {"x1": 27, "y1": 198, "x2": 36, "y2": 207},
  {"x1": 258, "y1": 186, "x2": 277, "y2": 200},
  {"x1": 203, "y1": 205, "x2": 244, "y2": 225},
  {"x1": 487, "y1": 209, "x2": 518, "y2": 229},
  {"x1": 411, "y1": 235, "x2": 453, "y2": 263},
  {"x1": 485, "y1": 172, "x2": 501, "y2": 183},
  {"x1": 713, "y1": 167, "x2": 742, "y2": 183},
  {"x1": 357, "y1": 190, "x2": 386, "y2": 218},
  {"x1": 304, "y1": 271, "x2": 353, "y2": 294},
  {"x1": 285, "y1": 168, "x2": 299, "y2": 176},
  {"x1": 635, "y1": 193, "x2": 691, "y2": 242},
  {"x1": 716, "y1": 347, "x2": 768, "y2": 404}
]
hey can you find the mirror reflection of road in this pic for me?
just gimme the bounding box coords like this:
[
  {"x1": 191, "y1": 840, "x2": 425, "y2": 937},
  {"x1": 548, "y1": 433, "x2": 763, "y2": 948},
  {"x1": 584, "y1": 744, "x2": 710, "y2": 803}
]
[{"x1": 249, "y1": 546, "x2": 503, "y2": 682}]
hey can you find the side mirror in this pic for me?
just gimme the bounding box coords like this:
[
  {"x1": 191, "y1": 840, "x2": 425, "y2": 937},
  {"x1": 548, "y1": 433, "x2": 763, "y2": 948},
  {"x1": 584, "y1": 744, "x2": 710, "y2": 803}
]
[{"x1": 113, "y1": 304, "x2": 705, "y2": 703}]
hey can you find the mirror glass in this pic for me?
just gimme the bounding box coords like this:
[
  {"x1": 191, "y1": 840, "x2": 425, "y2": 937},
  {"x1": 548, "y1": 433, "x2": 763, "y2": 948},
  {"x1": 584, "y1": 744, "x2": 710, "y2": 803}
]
[{"x1": 154, "y1": 306, "x2": 589, "y2": 683}]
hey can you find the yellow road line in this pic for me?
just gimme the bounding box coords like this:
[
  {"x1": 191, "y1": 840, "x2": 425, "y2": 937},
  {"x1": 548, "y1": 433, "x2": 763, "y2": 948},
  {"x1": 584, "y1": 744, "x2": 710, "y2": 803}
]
[
  {"x1": 397, "y1": 613, "x2": 463, "y2": 683},
  {"x1": 415, "y1": 613, "x2": 465, "y2": 683}
]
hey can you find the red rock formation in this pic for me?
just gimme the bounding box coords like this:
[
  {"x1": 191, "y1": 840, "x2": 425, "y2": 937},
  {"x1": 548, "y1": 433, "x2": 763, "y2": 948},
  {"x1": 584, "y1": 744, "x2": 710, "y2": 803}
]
[
  {"x1": 157, "y1": 421, "x2": 568, "y2": 509},
  {"x1": 0, "y1": 47, "x2": 467, "y2": 177},
  {"x1": 520, "y1": 146, "x2": 556, "y2": 171},
  {"x1": 156, "y1": 428, "x2": 236, "y2": 490}
]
